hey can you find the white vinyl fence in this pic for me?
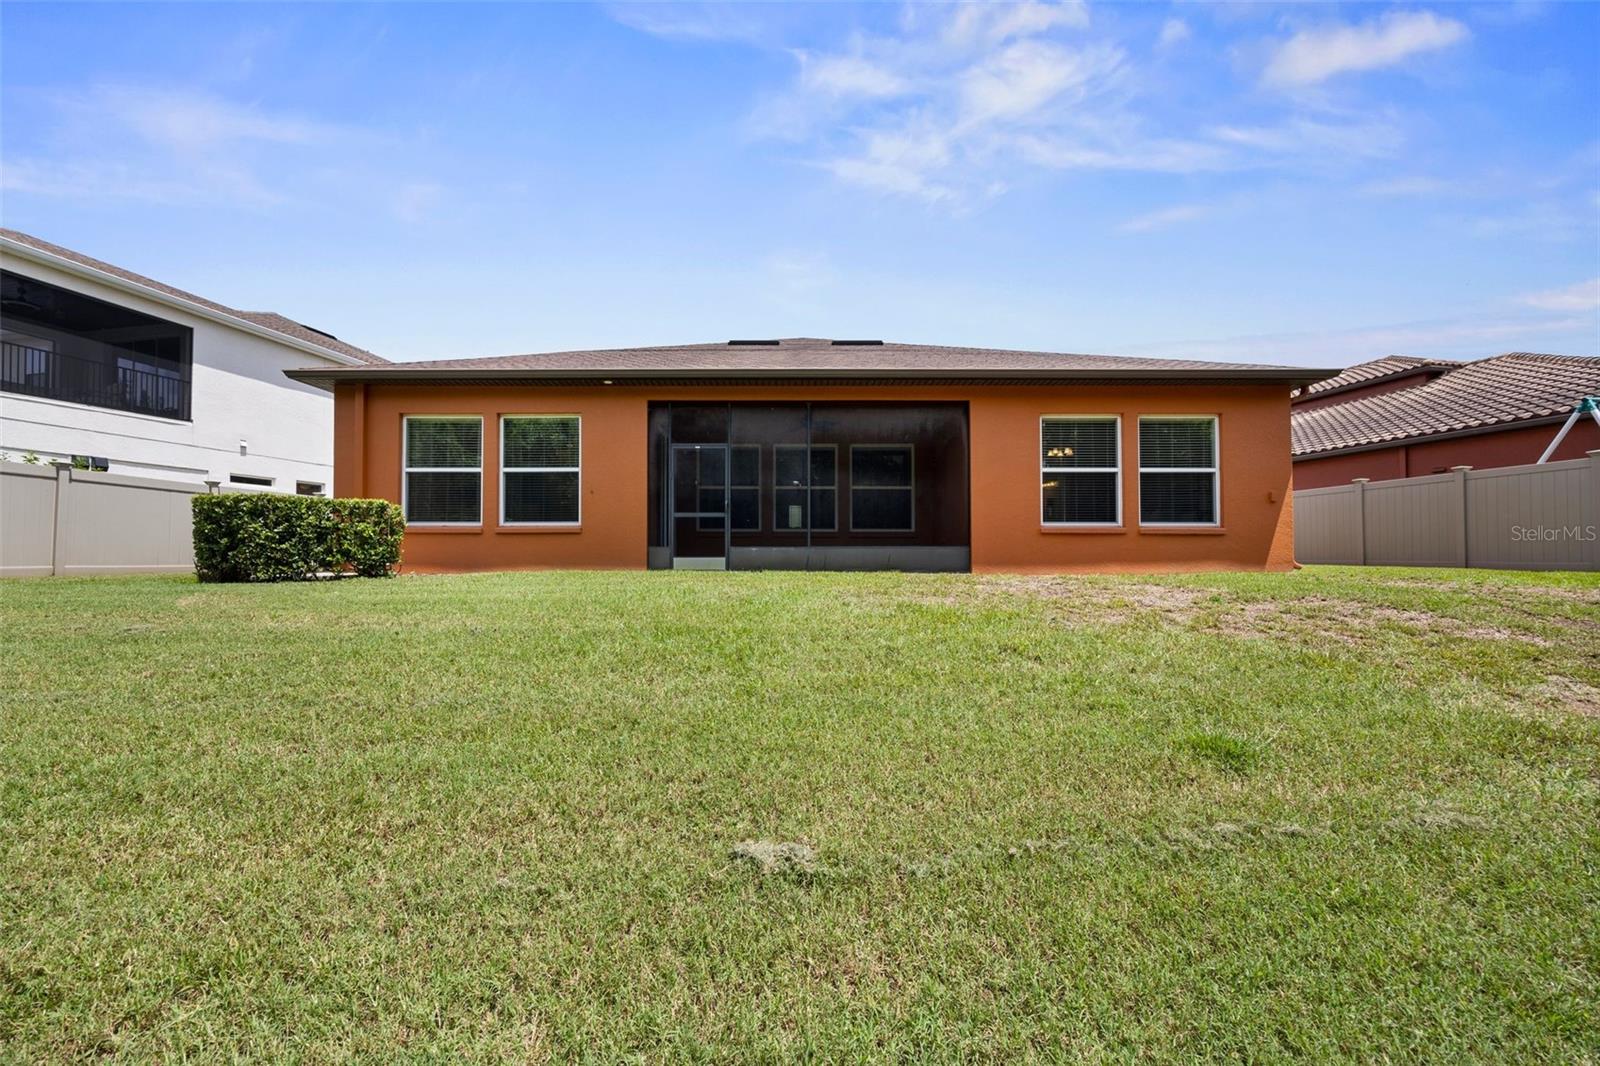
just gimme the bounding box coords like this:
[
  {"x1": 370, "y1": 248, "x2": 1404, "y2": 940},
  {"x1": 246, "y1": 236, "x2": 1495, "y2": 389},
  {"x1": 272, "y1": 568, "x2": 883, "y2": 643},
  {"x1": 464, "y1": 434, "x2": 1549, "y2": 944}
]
[
  {"x1": 1294, "y1": 450, "x2": 1600, "y2": 571},
  {"x1": 0, "y1": 461, "x2": 217, "y2": 577}
]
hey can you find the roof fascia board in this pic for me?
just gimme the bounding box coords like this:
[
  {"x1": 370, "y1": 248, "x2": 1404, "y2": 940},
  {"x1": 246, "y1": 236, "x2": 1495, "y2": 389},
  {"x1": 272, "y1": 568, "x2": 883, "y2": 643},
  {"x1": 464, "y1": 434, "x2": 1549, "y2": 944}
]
[
  {"x1": 1, "y1": 237, "x2": 366, "y2": 367},
  {"x1": 287, "y1": 365, "x2": 1333, "y2": 388},
  {"x1": 1292, "y1": 413, "x2": 1569, "y2": 460}
]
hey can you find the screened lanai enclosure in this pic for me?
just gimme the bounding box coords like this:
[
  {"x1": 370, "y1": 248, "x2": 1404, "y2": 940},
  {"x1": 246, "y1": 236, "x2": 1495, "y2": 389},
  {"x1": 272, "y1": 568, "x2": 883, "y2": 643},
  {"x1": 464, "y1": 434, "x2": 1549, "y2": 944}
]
[{"x1": 647, "y1": 403, "x2": 970, "y2": 571}]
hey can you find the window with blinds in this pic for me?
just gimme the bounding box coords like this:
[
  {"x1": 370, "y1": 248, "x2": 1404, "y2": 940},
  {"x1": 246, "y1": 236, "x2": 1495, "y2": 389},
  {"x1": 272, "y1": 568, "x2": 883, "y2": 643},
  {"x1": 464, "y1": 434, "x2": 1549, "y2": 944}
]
[
  {"x1": 404, "y1": 416, "x2": 482, "y2": 524},
  {"x1": 1138, "y1": 417, "x2": 1218, "y2": 525},
  {"x1": 1041, "y1": 417, "x2": 1120, "y2": 525},
  {"x1": 501, "y1": 415, "x2": 580, "y2": 525}
]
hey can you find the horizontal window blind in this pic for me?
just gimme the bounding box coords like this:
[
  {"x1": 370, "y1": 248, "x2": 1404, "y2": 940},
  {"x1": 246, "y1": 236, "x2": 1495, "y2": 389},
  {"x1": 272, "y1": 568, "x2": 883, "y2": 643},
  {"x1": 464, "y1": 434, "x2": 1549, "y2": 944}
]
[
  {"x1": 503, "y1": 416, "x2": 579, "y2": 524},
  {"x1": 1042, "y1": 417, "x2": 1119, "y2": 525},
  {"x1": 1139, "y1": 418, "x2": 1217, "y2": 525},
  {"x1": 404, "y1": 416, "x2": 482, "y2": 524}
]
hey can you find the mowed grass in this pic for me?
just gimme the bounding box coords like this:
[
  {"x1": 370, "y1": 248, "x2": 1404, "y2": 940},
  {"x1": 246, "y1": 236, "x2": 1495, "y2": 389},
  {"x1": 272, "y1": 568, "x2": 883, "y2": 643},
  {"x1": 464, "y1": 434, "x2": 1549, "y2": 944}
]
[{"x1": 1, "y1": 567, "x2": 1597, "y2": 1062}]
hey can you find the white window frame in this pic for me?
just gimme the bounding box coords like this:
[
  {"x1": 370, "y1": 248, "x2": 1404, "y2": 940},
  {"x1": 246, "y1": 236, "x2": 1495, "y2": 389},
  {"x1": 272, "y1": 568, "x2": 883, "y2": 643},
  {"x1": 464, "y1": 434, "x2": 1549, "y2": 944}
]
[
  {"x1": 772, "y1": 444, "x2": 838, "y2": 532},
  {"x1": 1040, "y1": 415, "x2": 1121, "y2": 527},
  {"x1": 500, "y1": 414, "x2": 581, "y2": 527},
  {"x1": 1137, "y1": 415, "x2": 1220, "y2": 528},
  {"x1": 848, "y1": 444, "x2": 915, "y2": 533},
  {"x1": 403, "y1": 415, "x2": 483, "y2": 527}
]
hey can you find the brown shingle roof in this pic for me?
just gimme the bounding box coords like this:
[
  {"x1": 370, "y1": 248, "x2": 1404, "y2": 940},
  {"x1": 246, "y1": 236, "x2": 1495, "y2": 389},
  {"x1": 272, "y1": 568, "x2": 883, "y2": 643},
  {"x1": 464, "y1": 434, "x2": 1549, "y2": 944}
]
[
  {"x1": 285, "y1": 337, "x2": 1331, "y2": 389},
  {"x1": 1291, "y1": 354, "x2": 1460, "y2": 400},
  {"x1": 1292, "y1": 352, "x2": 1600, "y2": 456},
  {"x1": 0, "y1": 228, "x2": 388, "y2": 365}
]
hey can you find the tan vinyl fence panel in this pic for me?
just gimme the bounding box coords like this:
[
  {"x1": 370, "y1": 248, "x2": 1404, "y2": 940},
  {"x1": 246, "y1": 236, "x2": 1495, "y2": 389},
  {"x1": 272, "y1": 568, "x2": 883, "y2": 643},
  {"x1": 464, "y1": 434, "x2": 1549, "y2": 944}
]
[
  {"x1": 0, "y1": 464, "x2": 59, "y2": 577},
  {"x1": 1293, "y1": 449, "x2": 1599, "y2": 572},
  {"x1": 1361, "y1": 473, "x2": 1463, "y2": 568},
  {"x1": 1, "y1": 461, "x2": 209, "y2": 577},
  {"x1": 1466, "y1": 459, "x2": 1597, "y2": 571},
  {"x1": 1289, "y1": 483, "x2": 1363, "y2": 565}
]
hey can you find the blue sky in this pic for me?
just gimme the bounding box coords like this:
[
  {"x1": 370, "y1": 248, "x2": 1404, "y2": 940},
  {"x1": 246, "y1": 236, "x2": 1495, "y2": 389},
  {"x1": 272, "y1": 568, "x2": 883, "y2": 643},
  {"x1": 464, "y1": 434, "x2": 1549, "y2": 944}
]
[{"x1": 2, "y1": 1, "x2": 1596, "y2": 367}]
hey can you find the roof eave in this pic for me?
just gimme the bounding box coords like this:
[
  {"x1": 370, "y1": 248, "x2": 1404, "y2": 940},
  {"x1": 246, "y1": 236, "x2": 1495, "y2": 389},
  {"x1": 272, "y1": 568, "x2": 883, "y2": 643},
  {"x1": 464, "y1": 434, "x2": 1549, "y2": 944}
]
[
  {"x1": 285, "y1": 364, "x2": 1336, "y2": 392},
  {"x1": 1, "y1": 236, "x2": 370, "y2": 368},
  {"x1": 1292, "y1": 411, "x2": 1571, "y2": 460},
  {"x1": 1294, "y1": 363, "x2": 1454, "y2": 404}
]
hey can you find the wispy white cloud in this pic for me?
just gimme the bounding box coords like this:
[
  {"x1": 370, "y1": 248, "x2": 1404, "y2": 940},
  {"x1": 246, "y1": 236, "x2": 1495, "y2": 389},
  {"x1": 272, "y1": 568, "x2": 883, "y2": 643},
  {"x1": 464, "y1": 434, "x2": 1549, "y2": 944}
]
[
  {"x1": 1124, "y1": 310, "x2": 1595, "y2": 365},
  {"x1": 1210, "y1": 113, "x2": 1405, "y2": 161},
  {"x1": 1519, "y1": 277, "x2": 1600, "y2": 312},
  {"x1": 1263, "y1": 11, "x2": 1469, "y2": 88},
  {"x1": 742, "y1": 4, "x2": 1245, "y2": 204},
  {"x1": 0, "y1": 158, "x2": 201, "y2": 205},
  {"x1": 80, "y1": 85, "x2": 341, "y2": 150},
  {"x1": 1156, "y1": 18, "x2": 1190, "y2": 50},
  {"x1": 2, "y1": 83, "x2": 448, "y2": 221},
  {"x1": 603, "y1": 2, "x2": 778, "y2": 44},
  {"x1": 720, "y1": 3, "x2": 1440, "y2": 205},
  {"x1": 795, "y1": 52, "x2": 910, "y2": 100},
  {"x1": 1118, "y1": 203, "x2": 1211, "y2": 233},
  {"x1": 391, "y1": 181, "x2": 444, "y2": 224},
  {"x1": 1359, "y1": 175, "x2": 1455, "y2": 197}
]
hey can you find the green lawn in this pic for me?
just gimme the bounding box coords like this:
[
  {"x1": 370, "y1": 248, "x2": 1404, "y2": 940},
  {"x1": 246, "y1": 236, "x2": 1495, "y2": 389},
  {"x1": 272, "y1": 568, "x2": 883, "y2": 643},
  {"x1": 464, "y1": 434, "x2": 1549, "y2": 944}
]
[{"x1": 2, "y1": 567, "x2": 1597, "y2": 1061}]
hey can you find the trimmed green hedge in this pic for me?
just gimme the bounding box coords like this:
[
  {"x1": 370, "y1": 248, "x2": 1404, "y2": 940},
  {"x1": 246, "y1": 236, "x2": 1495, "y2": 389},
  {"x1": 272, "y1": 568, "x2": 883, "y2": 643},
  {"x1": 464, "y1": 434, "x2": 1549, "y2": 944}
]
[{"x1": 193, "y1": 494, "x2": 404, "y2": 582}]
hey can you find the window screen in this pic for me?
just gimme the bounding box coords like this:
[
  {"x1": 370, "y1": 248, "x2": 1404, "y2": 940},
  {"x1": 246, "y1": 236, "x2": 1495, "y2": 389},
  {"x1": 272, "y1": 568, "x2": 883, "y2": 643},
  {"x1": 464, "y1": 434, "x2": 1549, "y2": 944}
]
[
  {"x1": 1138, "y1": 417, "x2": 1217, "y2": 525},
  {"x1": 405, "y1": 416, "x2": 481, "y2": 524},
  {"x1": 730, "y1": 446, "x2": 760, "y2": 532},
  {"x1": 850, "y1": 445, "x2": 913, "y2": 531},
  {"x1": 1041, "y1": 417, "x2": 1119, "y2": 524},
  {"x1": 774, "y1": 445, "x2": 836, "y2": 531},
  {"x1": 502, "y1": 416, "x2": 579, "y2": 524}
]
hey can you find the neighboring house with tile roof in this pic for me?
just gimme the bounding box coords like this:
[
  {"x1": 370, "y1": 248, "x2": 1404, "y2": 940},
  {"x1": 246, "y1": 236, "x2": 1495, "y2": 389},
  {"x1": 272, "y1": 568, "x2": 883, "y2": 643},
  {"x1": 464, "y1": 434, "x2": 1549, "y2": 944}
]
[
  {"x1": 1, "y1": 229, "x2": 386, "y2": 491},
  {"x1": 1292, "y1": 352, "x2": 1600, "y2": 489},
  {"x1": 1289, "y1": 355, "x2": 1460, "y2": 411},
  {"x1": 286, "y1": 337, "x2": 1330, "y2": 573}
]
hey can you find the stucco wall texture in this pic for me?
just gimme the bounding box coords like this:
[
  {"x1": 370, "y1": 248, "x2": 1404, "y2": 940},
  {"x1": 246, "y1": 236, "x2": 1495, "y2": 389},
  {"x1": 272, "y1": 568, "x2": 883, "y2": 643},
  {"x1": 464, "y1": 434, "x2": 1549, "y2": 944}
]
[{"x1": 334, "y1": 383, "x2": 1298, "y2": 573}]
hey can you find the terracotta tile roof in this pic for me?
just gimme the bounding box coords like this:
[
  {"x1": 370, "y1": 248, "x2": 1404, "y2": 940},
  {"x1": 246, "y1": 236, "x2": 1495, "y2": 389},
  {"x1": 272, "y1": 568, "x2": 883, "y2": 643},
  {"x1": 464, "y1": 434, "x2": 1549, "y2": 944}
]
[
  {"x1": 0, "y1": 228, "x2": 387, "y2": 365},
  {"x1": 1290, "y1": 354, "x2": 1460, "y2": 400},
  {"x1": 285, "y1": 337, "x2": 1331, "y2": 388},
  {"x1": 1292, "y1": 352, "x2": 1600, "y2": 456}
]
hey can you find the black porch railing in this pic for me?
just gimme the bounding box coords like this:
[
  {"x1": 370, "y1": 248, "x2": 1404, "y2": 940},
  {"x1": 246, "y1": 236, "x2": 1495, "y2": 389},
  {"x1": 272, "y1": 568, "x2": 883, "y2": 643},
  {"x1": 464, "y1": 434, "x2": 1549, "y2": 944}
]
[{"x1": 0, "y1": 342, "x2": 191, "y2": 420}]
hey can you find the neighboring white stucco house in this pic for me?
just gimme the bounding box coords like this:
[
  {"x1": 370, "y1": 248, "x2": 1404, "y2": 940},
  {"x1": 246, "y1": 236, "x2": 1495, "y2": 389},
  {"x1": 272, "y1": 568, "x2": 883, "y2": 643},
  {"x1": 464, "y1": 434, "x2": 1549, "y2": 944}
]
[{"x1": 0, "y1": 229, "x2": 386, "y2": 493}]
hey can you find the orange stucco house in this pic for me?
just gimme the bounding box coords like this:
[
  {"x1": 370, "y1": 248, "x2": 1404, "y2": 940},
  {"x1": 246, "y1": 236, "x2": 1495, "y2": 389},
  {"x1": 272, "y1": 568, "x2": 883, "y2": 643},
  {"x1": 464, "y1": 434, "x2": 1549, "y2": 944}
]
[{"x1": 286, "y1": 339, "x2": 1329, "y2": 574}]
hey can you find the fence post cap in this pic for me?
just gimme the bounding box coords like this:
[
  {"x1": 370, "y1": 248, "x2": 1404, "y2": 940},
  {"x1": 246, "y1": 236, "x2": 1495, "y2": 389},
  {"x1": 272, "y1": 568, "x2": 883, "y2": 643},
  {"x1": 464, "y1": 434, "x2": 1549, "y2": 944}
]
[
  {"x1": 1449, "y1": 465, "x2": 1473, "y2": 472},
  {"x1": 1351, "y1": 477, "x2": 1371, "y2": 484},
  {"x1": 1588, "y1": 449, "x2": 1600, "y2": 459}
]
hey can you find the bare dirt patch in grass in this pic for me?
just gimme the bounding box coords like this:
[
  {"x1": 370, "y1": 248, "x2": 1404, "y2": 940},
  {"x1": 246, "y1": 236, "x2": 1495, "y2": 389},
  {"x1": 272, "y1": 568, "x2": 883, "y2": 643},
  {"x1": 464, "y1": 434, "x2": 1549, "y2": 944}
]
[
  {"x1": 976, "y1": 579, "x2": 1551, "y2": 647},
  {"x1": 1532, "y1": 676, "x2": 1600, "y2": 718},
  {"x1": 976, "y1": 576, "x2": 1213, "y2": 624},
  {"x1": 1210, "y1": 597, "x2": 1550, "y2": 647},
  {"x1": 730, "y1": 840, "x2": 818, "y2": 875}
]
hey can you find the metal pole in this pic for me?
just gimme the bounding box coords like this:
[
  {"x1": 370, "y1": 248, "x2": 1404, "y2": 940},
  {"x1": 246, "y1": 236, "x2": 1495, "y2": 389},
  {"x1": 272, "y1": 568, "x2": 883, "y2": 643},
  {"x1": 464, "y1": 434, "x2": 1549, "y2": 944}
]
[{"x1": 1537, "y1": 397, "x2": 1600, "y2": 464}]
